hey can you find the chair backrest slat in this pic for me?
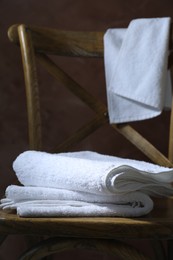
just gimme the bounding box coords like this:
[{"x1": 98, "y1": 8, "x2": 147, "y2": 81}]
[{"x1": 8, "y1": 24, "x2": 104, "y2": 57}]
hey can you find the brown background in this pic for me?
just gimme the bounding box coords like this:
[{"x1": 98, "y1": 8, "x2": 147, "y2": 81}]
[{"x1": 0, "y1": 0, "x2": 173, "y2": 259}]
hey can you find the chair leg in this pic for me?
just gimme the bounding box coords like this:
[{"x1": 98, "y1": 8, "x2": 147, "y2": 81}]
[{"x1": 18, "y1": 237, "x2": 150, "y2": 260}]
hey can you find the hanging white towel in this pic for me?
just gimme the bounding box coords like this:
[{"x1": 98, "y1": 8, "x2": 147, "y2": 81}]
[{"x1": 104, "y1": 17, "x2": 172, "y2": 123}]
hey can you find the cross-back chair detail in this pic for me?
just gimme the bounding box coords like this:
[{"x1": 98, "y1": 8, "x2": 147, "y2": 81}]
[
  {"x1": 8, "y1": 24, "x2": 173, "y2": 168},
  {"x1": 0, "y1": 23, "x2": 173, "y2": 259}
]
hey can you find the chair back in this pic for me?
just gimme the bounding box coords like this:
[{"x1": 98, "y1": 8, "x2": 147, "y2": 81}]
[{"x1": 8, "y1": 24, "x2": 173, "y2": 167}]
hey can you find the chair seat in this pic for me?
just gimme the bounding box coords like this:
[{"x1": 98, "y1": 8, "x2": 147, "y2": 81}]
[{"x1": 0, "y1": 197, "x2": 173, "y2": 239}]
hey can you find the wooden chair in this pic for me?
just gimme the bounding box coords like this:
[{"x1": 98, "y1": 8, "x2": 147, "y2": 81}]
[{"x1": 1, "y1": 23, "x2": 173, "y2": 259}]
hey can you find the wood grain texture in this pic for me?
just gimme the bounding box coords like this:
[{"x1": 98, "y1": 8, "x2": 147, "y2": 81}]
[
  {"x1": 8, "y1": 24, "x2": 104, "y2": 57},
  {"x1": 0, "y1": 198, "x2": 173, "y2": 239},
  {"x1": 18, "y1": 25, "x2": 42, "y2": 150}
]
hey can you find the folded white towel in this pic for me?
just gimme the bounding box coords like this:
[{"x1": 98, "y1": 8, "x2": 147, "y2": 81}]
[
  {"x1": 1, "y1": 186, "x2": 153, "y2": 217},
  {"x1": 12, "y1": 150, "x2": 173, "y2": 197},
  {"x1": 4, "y1": 185, "x2": 128, "y2": 204},
  {"x1": 104, "y1": 17, "x2": 172, "y2": 123},
  {"x1": 1, "y1": 150, "x2": 173, "y2": 217}
]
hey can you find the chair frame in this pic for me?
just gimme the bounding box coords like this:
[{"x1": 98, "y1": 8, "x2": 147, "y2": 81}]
[{"x1": 0, "y1": 23, "x2": 173, "y2": 259}]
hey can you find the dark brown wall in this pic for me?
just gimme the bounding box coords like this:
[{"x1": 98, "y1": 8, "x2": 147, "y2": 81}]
[{"x1": 1, "y1": 0, "x2": 173, "y2": 259}]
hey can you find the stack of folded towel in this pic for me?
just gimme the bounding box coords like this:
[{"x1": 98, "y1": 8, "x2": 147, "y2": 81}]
[{"x1": 1, "y1": 150, "x2": 173, "y2": 217}]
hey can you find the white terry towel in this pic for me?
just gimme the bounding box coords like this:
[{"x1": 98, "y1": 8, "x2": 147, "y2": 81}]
[
  {"x1": 1, "y1": 150, "x2": 173, "y2": 217},
  {"x1": 1, "y1": 185, "x2": 153, "y2": 217},
  {"x1": 104, "y1": 17, "x2": 172, "y2": 123},
  {"x1": 12, "y1": 150, "x2": 173, "y2": 196}
]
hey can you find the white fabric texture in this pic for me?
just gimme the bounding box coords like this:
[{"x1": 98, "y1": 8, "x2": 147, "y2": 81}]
[
  {"x1": 104, "y1": 17, "x2": 172, "y2": 123},
  {"x1": 1, "y1": 150, "x2": 173, "y2": 217},
  {"x1": 1, "y1": 186, "x2": 153, "y2": 217},
  {"x1": 12, "y1": 150, "x2": 173, "y2": 196}
]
